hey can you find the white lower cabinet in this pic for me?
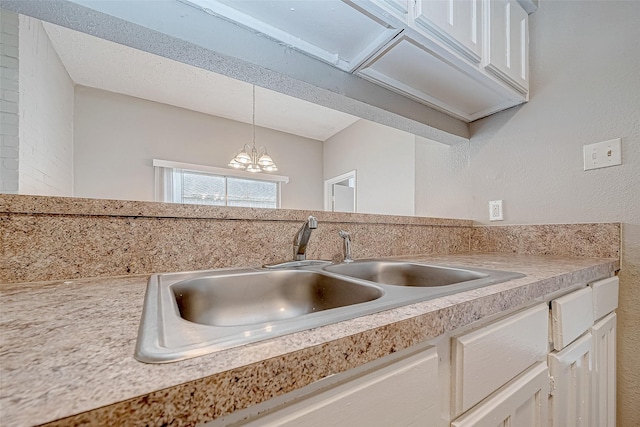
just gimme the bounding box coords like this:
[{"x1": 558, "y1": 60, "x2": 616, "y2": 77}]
[
  {"x1": 548, "y1": 332, "x2": 594, "y2": 427},
  {"x1": 451, "y1": 304, "x2": 549, "y2": 416},
  {"x1": 237, "y1": 344, "x2": 440, "y2": 427},
  {"x1": 217, "y1": 277, "x2": 617, "y2": 427},
  {"x1": 451, "y1": 278, "x2": 617, "y2": 427},
  {"x1": 451, "y1": 362, "x2": 549, "y2": 427},
  {"x1": 546, "y1": 277, "x2": 618, "y2": 427},
  {"x1": 550, "y1": 286, "x2": 594, "y2": 351},
  {"x1": 591, "y1": 312, "x2": 617, "y2": 427}
]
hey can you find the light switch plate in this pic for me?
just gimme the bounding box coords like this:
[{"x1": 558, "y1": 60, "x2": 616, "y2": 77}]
[{"x1": 583, "y1": 138, "x2": 622, "y2": 171}]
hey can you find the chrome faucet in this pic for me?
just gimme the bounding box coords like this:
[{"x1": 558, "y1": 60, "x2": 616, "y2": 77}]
[
  {"x1": 339, "y1": 230, "x2": 353, "y2": 263},
  {"x1": 293, "y1": 216, "x2": 317, "y2": 261}
]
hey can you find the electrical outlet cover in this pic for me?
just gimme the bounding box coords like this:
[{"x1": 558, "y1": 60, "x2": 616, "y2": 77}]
[{"x1": 489, "y1": 200, "x2": 503, "y2": 221}]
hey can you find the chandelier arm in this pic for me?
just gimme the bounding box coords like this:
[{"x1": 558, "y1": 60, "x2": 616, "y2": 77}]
[{"x1": 228, "y1": 84, "x2": 277, "y2": 173}]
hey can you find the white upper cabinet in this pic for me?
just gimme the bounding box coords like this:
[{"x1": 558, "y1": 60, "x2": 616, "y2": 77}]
[
  {"x1": 412, "y1": 0, "x2": 483, "y2": 63},
  {"x1": 184, "y1": 0, "x2": 532, "y2": 122},
  {"x1": 186, "y1": 0, "x2": 402, "y2": 72},
  {"x1": 368, "y1": 0, "x2": 411, "y2": 23},
  {"x1": 485, "y1": 0, "x2": 530, "y2": 94},
  {"x1": 359, "y1": 0, "x2": 532, "y2": 121},
  {"x1": 357, "y1": 35, "x2": 518, "y2": 121}
]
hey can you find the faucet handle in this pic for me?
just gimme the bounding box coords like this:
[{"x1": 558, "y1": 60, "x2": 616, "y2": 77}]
[
  {"x1": 338, "y1": 230, "x2": 353, "y2": 263},
  {"x1": 308, "y1": 215, "x2": 318, "y2": 229}
]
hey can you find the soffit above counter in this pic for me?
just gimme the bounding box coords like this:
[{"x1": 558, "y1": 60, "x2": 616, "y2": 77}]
[
  {"x1": 1, "y1": 0, "x2": 470, "y2": 145},
  {"x1": 185, "y1": 0, "x2": 530, "y2": 123}
]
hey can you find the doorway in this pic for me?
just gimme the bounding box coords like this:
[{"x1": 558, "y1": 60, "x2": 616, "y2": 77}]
[{"x1": 324, "y1": 170, "x2": 356, "y2": 213}]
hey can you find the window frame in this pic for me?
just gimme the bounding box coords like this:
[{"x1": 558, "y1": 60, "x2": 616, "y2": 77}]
[{"x1": 153, "y1": 159, "x2": 289, "y2": 209}]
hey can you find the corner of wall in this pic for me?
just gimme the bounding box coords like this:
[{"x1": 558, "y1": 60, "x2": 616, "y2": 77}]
[
  {"x1": 0, "y1": 8, "x2": 20, "y2": 194},
  {"x1": 17, "y1": 14, "x2": 74, "y2": 196}
]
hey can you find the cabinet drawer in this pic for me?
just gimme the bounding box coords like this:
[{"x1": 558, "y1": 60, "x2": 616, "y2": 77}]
[
  {"x1": 551, "y1": 287, "x2": 594, "y2": 351},
  {"x1": 452, "y1": 304, "x2": 548, "y2": 416},
  {"x1": 240, "y1": 345, "x2": 440, "y2": 427},
  {"x1": 591, "y1": 276, "x2": 618, "y2": 321}
]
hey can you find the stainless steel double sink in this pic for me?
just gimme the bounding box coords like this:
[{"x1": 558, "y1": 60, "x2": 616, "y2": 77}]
[{"x1": 135, "y1": 260, "x2": 524, "y2": 363}]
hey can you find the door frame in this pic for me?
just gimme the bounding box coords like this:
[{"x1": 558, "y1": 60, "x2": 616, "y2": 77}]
[{"x1": 324, "y1": 170, "x2": 357, "y2": 212}]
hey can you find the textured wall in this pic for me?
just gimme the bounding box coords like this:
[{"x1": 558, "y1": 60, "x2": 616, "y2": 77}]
[
  {"x1": 17, "y1": 14, "x2": 74, "y2": 196},
  {"x1": 0, "y1": 8, "x2": 19, "y2": 193},
  {"x1": 416, "y1": 1, "x2": 640, "y2": 423}
]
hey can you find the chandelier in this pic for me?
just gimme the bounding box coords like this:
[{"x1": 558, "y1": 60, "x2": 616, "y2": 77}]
[{"x1": 228, "y1": 85, "x2": 278, "y2": 173}]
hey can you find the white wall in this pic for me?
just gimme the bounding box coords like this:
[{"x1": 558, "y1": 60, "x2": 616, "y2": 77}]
[
  {"x1": 416, "y1": 1, "x2": 640, "y2": 424},
  {"x1": 18, "y1": 14, "x2": 74, "y2": 196},
  {"x1": 73, "y1": 86, "x2": 324, "y2": 210},
  {"x1": 0, "y1": 9, "x2": 20, "y2": 193},
  {"x1": 324, "y1": 119, "x2": 415, "y2": 216}
]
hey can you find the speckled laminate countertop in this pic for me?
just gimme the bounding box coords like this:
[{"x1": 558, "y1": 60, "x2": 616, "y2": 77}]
[{"x1": 0, "y1": 254, "x2": 618, "y2": 427}]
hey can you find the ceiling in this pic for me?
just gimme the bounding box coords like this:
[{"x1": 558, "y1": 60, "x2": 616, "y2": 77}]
[{"x1": 42, "y1": 21, "x2": 360, "y2": 142}]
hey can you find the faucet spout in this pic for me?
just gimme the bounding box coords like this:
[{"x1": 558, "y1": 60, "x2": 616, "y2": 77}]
[
  {"x1": 293, "y1": 216, "x2": 317, "y2": 261},
  {"x1": 339, "y1": 230, "x2": 353, "y2": 263}
]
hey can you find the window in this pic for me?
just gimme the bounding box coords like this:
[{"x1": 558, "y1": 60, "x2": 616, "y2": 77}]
[{"x1": 153, "y1": 160, "x2": 288, "y2": 209}]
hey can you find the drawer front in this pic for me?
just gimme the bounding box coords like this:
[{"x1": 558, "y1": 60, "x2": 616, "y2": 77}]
[
  {"x1": 452, "y1": 304, "x2": 549, "y2": 416},
  {"x1": 241, "y1": 345, "x2": 440, "y2": 427},
  {"x1": 591, "y1": 276, "x2": 619, "y2": 321},
  {"x1": 551, "y1": 287, "x2": 594, "y2": 351}
]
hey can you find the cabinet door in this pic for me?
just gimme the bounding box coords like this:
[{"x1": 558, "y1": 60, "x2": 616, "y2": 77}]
[
  {"x1": 451, "y1": 362, "x2": 549, "y2": 427},
  {"x1": 413, "y1": 0, "x2": 482, "y2": 63},
  {"x1": 591, "y1": 312, "x2": 617, "y2": 427},
  {"x1": 484, "y1": 0, "x2": 529, "y2": 94},
  {"x1": 452, "y1": 304, "x2": 548, "y2": 416},
  {"x1": 548, "y1": 332, "x2": 593, "y2": 427},
  {"x1": 240, "y1": 346, "x2": 440, "y2": 427}
]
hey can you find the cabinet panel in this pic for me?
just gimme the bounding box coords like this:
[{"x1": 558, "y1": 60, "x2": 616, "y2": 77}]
[
  {"x1": 451, "y1": 362, "x2": 549, "y2": 427},
  {"x1": 485, "y1": 0, "x2": 529, "y2": 94},
  {"x1": 371, "y1": 0, "x2": 409, "y2": 21},
  {"x1": 357, "y1": 35, "x2": 516, "y2": 122},
  {"x1": 550, "y1": 286, "x2": 594, "y2": 351},
  {"x1": 591, "y1": 313, "x2": 617, "y2": 427},
  {"x1": 413, "y1": 0, "x2": 483, "y2": 63},
  {"x1": 241, "y1": 346, "x2": 439, "y2": 427},
  {"x1": 591, "y1": 276, "x2": 619, "y2": 321},
  {"x1": 452, "y1": 304, "x2": 548, "y2": 416},
  {"x1": 548, "y1": 332, "x2": 593, "y2": 427}
]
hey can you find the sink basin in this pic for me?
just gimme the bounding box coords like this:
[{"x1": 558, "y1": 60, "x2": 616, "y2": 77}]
[
  {"x1": 135, "y1": 262, "x2": 524, "y2": 363},
  {"x1": 135, "y1": 268, "x2": 387, "y2": 363},
  {"x1": 172, "y1": 270, "x2": 383, "y2": 327},
  {"x1": 323, "y1": 261, "x2": 487, "y2": 287}
]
